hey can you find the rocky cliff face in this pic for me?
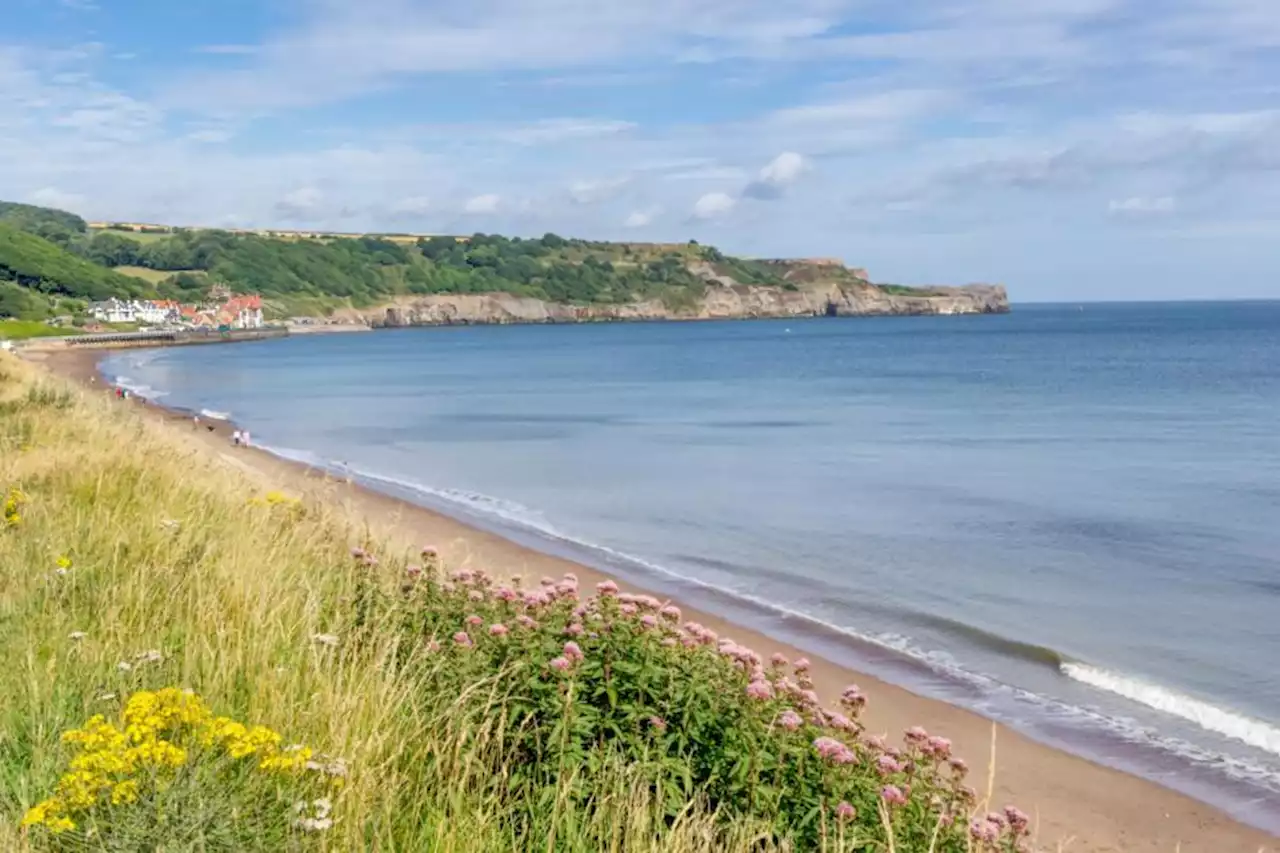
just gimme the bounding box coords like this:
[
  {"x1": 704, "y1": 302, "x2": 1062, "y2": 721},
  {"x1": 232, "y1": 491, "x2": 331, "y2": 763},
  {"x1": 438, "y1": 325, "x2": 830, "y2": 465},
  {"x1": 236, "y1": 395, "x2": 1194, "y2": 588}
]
[{"x1": 338, "y1": 263, "x2": 1009, "y2": 328}]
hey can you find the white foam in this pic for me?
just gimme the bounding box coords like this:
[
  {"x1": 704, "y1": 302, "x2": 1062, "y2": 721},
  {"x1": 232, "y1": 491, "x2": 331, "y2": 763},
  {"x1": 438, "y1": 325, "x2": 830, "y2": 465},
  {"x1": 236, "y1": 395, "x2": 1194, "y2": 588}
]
[
  {"x1": 1062, "y1": 663, "x2": 1280, "y2": 757},
  {"x1": 199, "y1": 409, "x2": 231, "y2": 421},
  {"x1": 112, "y1": 375, "x2": 168, "y2": 400}
]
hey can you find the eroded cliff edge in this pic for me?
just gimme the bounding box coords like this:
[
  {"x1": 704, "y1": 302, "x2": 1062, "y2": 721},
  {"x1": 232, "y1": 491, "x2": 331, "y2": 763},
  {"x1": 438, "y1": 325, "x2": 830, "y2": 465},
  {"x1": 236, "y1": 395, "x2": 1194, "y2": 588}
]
[{"x1": 337, "y1": 261, "x2": 1009, "y2": 328}]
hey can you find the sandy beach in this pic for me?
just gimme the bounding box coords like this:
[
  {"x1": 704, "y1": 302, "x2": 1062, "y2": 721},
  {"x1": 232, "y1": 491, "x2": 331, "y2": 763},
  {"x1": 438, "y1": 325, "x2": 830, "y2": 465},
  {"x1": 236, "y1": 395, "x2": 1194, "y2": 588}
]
[{"x1": 26, "y1": 345, "x2": 1278, "y2": 853}]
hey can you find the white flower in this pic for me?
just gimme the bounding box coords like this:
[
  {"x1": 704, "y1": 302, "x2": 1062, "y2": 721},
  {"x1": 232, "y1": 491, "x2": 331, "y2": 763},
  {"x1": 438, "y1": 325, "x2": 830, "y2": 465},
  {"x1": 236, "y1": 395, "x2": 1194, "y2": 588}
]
[
  {"x1": 160, "y1": 518, "x2": 181, "y2": 530},
  {"x1": 98, "y1": 693, "x2": 117, "y2": 702},
  {"x1": 295, "y1": 817, "x2": 333, "y2": 832},
  {"x1": 68, "y1": 631, "x2": 87, "y2": 641},
  {"x1": 313, "y1": 797, "x2": 333, "y2": 818},
  {"x1": 116, "y1": 661, "x2": 133, "y2": 672},
  {"x1": 311, "y1": 633, "x2": 339, "y2": 647},
  {"x1": 134, "y1": 649, "x2": 163, "y2": 664},
  {"x1": 55, "y1": 568, "x2": 69, "y2": 577}
]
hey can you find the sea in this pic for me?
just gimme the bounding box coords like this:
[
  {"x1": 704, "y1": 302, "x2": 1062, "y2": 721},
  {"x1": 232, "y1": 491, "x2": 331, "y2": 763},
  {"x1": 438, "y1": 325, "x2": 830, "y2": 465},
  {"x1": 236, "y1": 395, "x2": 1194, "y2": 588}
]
[{"x1": 102, "y1": 301, "x2": 1280, "y2": 832}]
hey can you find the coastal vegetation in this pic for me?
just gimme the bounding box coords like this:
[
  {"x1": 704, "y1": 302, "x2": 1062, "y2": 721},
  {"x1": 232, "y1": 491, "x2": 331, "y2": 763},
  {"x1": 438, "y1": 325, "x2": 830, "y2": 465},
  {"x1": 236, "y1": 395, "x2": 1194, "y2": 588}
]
[
  {"x1": 0, "y1": 354, "x2": 1033, "y2": 850},
  {"x1": 1, "y1": 200, "x2": 967, "y2": 329}
]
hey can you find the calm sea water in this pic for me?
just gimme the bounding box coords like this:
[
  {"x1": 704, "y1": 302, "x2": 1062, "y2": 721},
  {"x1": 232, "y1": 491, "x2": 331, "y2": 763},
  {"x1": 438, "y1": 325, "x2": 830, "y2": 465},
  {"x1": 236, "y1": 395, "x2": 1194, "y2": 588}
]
[{"x1": 104, "y1": 302, "x2": 1280, "y2": 831}]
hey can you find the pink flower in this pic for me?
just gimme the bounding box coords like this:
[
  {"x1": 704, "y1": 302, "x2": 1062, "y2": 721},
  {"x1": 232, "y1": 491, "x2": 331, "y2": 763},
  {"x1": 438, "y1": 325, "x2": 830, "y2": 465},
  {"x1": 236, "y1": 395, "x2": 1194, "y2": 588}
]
[
  {"x1": 865, "y1": 734, "x2": 888, "y2": 752},
  {"x1": 660, "y1": 605, "x2": 681, "y2": 621},
  {"x1": 640, "y1": 614, "x2": 658, "y2": 629},
  {"x1": 777, "y1": 710, "x2": 803, "y2": 731},
  {"x1": 827, "y1": 712, "x2": 857, "y2": 732},
  {"x1": 596, "y1": 580, "x2": 619, "y2": 596},
  {"x1": 564, "y1": 623, "x2": 584, "y2": 637},
  {"x1": 746, "y1": 680, "x2": 774, "y2": 700},
  {"x1": 619, "y1": 603, "x2": 638, "y2": 615},
  {"x1": 835, "y1": 801, "x2": 856, "y2": 822},
  {"x1": 549, "y1": 656, "x2": 572, "y2": 672},
  {"x1": 880, "y1": 785, "x2": 907, "y2": 806},
  {"x1": 420, "y1": 546, "x2": 438, "y2": 558},
  {"x1": 840, "y1": 685, "x2": 866, "y2": 709},
  {"x1": 793, "y1": 657, "x2": 811, "y2": 672},
  {"x1": 924, "y1": 736, "x2": 952, "y2": 759},
  {"x1": 648, "y1": 716, "x2": 667, "y2": 732},
  {"x1": 453, "y1": 632, "x2": 472, "y2": 647},
  {"x1": 949, "y1": 758, "x2": 969, "y2": 776},
  {"x1": 563, "y1": 641, "x2": 584, "y2": 661},
  {"x1": 452, "y1": 570, "x2": 473, "y2": 583},
  {"x1": 489, "y1": 624, "x2": 509, "y2": 637},
  {"x1": 969, "y1": 818, "x2": 1000, "y2": 844},
  {"x1": 876, "y1": 755, "x2": 903, "y2": 776},
  {"x1": 466, "y1": 615, "x2": 483, "y2": 627},
  {"x1": 405, "y1": 565, "x2": 422, "y2": 579},
  {"x1": 661, "y1": 638, "x2": 677, "y2": 647},
  {"x1": 350, "y1": 547, "x2": 366, "y2": 559},
  {"x1": 1004, "y1": 806, "x2": 1030, "y2": 834},
  {"x1": 770, "y1": 653, "x2": 788, "y2": 667},
  {"x1": 517, "y1": 615, "x2": 538, "y2": 629},
  {"x1": 495, "y1": 586, "x2": 517, "y2": 601},
  {"x1": 904, "y1": 725, "x2": 929, "y2": 744},
  {"x1": 425, "y1": 639, "x2": 440, "y2": 652}
]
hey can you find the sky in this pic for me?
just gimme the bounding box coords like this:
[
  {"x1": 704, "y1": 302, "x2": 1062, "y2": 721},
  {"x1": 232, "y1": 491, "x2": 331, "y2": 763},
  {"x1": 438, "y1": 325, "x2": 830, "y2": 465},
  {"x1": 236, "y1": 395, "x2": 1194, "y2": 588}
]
[{"x1": 2, "y1": 0, "x2": 1279, "y2": 301}]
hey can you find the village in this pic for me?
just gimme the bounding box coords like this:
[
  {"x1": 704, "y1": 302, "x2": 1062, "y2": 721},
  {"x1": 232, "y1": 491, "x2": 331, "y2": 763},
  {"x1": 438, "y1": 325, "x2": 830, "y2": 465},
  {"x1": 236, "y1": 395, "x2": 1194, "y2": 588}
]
[{"x1": 87, "y1": 286, "x2": 265, "y2": 331}]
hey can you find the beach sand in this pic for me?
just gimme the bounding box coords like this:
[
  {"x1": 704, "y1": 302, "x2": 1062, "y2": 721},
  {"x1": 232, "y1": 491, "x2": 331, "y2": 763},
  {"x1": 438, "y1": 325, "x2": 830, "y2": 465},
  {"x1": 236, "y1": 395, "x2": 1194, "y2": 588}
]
[{"x1": 27, "y1": 346, "x2": 1278, "y2": 853}]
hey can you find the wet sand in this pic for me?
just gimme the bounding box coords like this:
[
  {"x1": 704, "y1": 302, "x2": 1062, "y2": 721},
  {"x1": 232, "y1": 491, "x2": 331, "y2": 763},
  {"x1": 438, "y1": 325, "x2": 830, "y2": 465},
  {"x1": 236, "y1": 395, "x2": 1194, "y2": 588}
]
[{"x1": 26, "y1": 345, "x2": 1278, "y2": 853}]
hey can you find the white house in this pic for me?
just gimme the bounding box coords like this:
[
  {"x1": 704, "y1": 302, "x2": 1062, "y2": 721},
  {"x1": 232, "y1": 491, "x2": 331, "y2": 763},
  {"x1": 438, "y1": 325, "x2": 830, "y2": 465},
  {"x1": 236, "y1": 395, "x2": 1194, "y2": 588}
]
[
  {"x1": 89, "y1": 299, "x2": 137, "y2": 324},
  {"x1": 89, "y1": 299, "x2": 181, "y2": 325}
]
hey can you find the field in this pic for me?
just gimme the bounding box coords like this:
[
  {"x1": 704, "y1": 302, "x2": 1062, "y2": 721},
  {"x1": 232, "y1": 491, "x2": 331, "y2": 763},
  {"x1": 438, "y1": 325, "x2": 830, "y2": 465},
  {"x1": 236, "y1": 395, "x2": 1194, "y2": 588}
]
[
  {"x1": 0, "y1": 320, "x2": 81, "y2": 340},
  {"x1": 112, "y1": 266, "x2": 204, "y2": 284},
  {"x1": 0, "y1": 353, "x2": 1041, "y2": 851}
]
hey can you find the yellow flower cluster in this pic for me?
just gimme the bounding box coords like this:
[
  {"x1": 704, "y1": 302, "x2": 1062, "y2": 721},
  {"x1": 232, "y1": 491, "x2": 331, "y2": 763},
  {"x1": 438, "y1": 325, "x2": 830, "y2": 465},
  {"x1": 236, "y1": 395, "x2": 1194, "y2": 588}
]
[
  {"x1": 3, "y1": 486, "x2": 24, "y2": 527},
  {"x1": 21, "y1": 688, "x2": 320, "y2": 836},
  {"x1": 247, "y1": 490, "x2": 301, "y2": 509}
]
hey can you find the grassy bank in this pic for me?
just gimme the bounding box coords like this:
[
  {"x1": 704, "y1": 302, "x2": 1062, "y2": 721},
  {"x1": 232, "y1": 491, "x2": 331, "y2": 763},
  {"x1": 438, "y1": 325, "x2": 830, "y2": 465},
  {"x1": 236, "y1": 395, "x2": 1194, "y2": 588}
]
[{"x1": 0, "y1": 354, "x2": 1031, "y2": 851}]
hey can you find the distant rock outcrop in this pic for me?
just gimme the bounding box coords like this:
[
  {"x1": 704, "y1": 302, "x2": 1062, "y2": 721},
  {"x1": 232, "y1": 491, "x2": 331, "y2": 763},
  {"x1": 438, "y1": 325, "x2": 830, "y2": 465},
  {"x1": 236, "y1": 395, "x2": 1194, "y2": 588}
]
[{"x1": 338, "y1": 260, "x2": 1010, "y2": 328}]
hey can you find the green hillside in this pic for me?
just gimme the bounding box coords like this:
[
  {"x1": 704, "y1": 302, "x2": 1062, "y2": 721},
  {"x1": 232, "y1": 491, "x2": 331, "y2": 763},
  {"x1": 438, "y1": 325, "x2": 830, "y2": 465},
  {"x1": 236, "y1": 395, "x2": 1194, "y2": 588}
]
[{"x1": 0, "y1": 200, "x2": 888, "y2": 323}]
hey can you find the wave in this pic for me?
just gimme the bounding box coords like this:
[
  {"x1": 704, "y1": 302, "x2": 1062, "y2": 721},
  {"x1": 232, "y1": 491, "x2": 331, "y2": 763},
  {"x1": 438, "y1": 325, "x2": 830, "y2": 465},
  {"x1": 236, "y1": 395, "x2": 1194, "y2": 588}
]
[
  {"x1": 199, "y1": 409, "x2": 232, "y2": 421},
  {"x1": 253, "y1": 443, "x2": 1280, "y2": 794},
  {"x1": 1061, "y1": 663, "x2": 1280, "y2": 757},
  {"x1": 109, "y1": 374, "x2": 168, "y2": 401}
]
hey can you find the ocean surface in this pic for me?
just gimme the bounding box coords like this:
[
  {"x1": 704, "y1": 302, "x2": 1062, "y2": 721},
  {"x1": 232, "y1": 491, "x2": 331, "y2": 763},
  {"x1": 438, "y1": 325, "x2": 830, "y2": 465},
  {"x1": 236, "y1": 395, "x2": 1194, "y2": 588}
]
[{"x1": 103, "y1": 302, "x2": 1280, "y2": 831}]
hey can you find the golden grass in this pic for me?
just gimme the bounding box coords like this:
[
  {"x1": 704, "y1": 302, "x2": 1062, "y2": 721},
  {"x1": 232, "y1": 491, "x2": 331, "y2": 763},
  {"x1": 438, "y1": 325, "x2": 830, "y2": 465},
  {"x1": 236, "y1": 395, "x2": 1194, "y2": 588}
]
[{"x1": 112, "y1": 266, "x2": 203, "y2": 284}]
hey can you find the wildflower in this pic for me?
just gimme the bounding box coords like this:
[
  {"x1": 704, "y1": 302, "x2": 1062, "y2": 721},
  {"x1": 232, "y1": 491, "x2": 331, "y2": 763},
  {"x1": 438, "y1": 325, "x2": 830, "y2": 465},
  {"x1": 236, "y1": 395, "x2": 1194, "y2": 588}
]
[
  {"x1": 1004, "y1": 805, "x2": 1030, "y2": 834},
  {"x1": 468, "y1": 590, "x2": 484, "y2": 602},
  {"x1": 777, "y1": 709, "x2": 803, "y2": 731},
  {"x1": 746, "y1": 680, "x2": 774, "y2": 700},
  {"x1": 970, "y1": 817, "x2": 1000, "y2": 844},
  {"x1": 770, "y1": 652, "x2": 788, "y2": 667},
  {"x1": 881, "y1": 785, "x2": 907, "y2": 806},
  {"x1": 596, "y1": 580, "x2": 619, "y2": 596},
  {"x1": 134, "y1": 649, "x2": 163, "y2": 665},
  {"x1": 116, "y1": 661, "x2": 133, "y2": 672},
  {"x1": 660, "y1": 604, "x2": 681, "y2": 621},
  {"x1": 465, "y1": 615, "x2": 483, "y2": 627},
  {"x1": 924, "y1": 735, "x2": 952, "y2": 759},
  {"x1": 425, "y1": 640, "x2": 441, "y2": 653},
  {"x1": 619, "y1": 603, "x2": 638, "y2": 615},
  {"x1": 516, "y1": 615, "x2": 538, "y2": 629},
  {"x1": 160, "y1": 518, "x2": 181, "y2": 531},
  {"x1": 421, "y1": 546, "x2": 438, "y2": 559},
  {"x1": 840, "y1": 684, "x2": 867, "y2": 709},
  {"x1": 296, "y1": 817, "x2": 334, "y2": 832},
  {"x1": 661, "y1": 637, "x2": 677, "y2": 647},
  {"x1": 640, "y1": 614, "x2": 658, "y2": 629},
  {"x1": 489, "y1": 623, "x2": 509, "y2": 637},
  {"x1": 541, "y1": 576, "x2": 556, "y2": 586},
  {"x1": 793, "y1": 657, "x2": 811, "y2": 672},
  {"x1": 904, "y1": 725, "x2": 929, "y2": 744},
  {"x1": 495, "y1": 586, "x2": 517, "y2": 601},
  {"x1": 835, "y1": 801, "x2": 856, "y2": 822},
  {"x1": 549, "y1": 656, "x2": 572, "y2": 672},
  {"x1": 405, "y1": 564, "x2": 422, "y2": 579},
  {"x1": 827, "y1": 711, "x2": 857, "y2": 732},
  {"x1": 68, "y1": 631, "x2": 87, "y2": 641},
  {"x1": 350, "y1": 547, "x2": 366, "y2": 560},
  {"x1": 949, "y1": 757, "x2": 969, "y2": 776},
  {"x1": 97, "y1": 693, "x2": 116, "y2": 702},
  {"x1": 877, "y1": 755, "x2": 903, "y2": 776},
  {"x1": 56, "y1": 555, "x2": 73, "y2": 570},
  {"x1": 311, "y1": 633, "x2": 340, "y2": 647},
  {"x1": 648, "y1": 715, "x2": 667, "y2": 731},
  {"x1": 564, "y1": 623, "x2": 584, "y2": 636},
  {"x1": 563, "y1": 641, "x2": 584, "y2": 661},
  {"x1": 453, "y1": 632, "x2": 472, "y2": 647}
]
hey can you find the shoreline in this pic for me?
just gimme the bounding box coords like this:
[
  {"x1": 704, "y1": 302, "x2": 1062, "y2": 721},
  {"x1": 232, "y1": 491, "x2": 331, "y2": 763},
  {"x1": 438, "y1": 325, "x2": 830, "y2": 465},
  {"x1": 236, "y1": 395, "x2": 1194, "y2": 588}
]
[{"x1": 27, "y1": 345, "x2": 1278, "y2": 852}]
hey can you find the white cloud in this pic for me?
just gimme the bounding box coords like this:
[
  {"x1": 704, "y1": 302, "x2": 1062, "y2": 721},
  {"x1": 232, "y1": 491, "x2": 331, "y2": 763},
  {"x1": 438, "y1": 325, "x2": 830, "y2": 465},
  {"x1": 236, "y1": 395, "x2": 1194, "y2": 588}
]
[
  {"x1": 744, "y1": 151, "x2": 809, "y2": 199},
  {"x1": 464, "y1": 193, "x2": 501, "y2": 214},
  {"x1": 624, "y1": 207, "x2": 662, "y2": 228},
  {"x1": 568, "y1": 176, "x2": 631, "y2": 204},
  {"x1": 497, "y1": 119, "x2": 636, "y2": 146},
  {"x1": 691, "y1": 192, "x2": 736, "y2": 220},
  {"x1": 769, "y1": 89, "x2": 952, "y2": 126},
  {"x1": 1108, "y1": 196, "x2": 1177, "y2": 216},
  {"x1": 27, "y1": 187, "x2": 86, "y2": 211},
  {"x1": 275, "y1": 187, "x2": 325, "y2": 220}
]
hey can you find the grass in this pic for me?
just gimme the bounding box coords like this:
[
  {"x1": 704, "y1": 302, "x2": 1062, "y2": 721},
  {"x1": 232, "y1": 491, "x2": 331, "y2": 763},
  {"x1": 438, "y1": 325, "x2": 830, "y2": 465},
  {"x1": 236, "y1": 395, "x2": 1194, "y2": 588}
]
[
  {"x1": 112, "y1": 266, "x2": 203, "y2": 285},
  {"x1": 0, "y1": 320, "x2": 80, "y2": 341},
  {"x1": 0, "y1": 354, "x2": 1037, "y2": 851},
  {"x1": 90, "y1": 228, "x2": 172, "y2": 245}
]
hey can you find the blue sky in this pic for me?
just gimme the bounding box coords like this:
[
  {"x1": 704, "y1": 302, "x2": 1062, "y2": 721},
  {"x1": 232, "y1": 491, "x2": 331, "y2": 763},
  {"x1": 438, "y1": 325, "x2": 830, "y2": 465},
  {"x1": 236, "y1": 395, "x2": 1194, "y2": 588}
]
[{"x1": 2, "y1": 0, "x2": 1278, "y2": 300}]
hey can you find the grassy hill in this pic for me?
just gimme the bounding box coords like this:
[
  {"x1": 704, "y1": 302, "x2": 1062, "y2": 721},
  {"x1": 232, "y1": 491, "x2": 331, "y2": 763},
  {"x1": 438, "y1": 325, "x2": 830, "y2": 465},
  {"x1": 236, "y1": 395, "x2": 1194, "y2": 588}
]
[{"x1": 2, "y1": 200, "x2": 938, "y2": 325}]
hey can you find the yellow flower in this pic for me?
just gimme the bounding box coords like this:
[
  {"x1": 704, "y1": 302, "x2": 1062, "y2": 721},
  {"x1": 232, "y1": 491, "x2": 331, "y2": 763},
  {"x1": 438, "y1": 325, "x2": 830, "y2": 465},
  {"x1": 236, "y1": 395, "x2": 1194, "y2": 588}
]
[
  {"x1": 47, "y1": 816, "x2": 76, "y2": 834},
  {"x1": 110, "y1": 779, "x2": 139, "y2": 805},
  {"x1": 55, "y1": 555, "x2": 72, "y2": 570},
  {"x1": 21, "y1": 801, "x2": 51, "y2": 827}
]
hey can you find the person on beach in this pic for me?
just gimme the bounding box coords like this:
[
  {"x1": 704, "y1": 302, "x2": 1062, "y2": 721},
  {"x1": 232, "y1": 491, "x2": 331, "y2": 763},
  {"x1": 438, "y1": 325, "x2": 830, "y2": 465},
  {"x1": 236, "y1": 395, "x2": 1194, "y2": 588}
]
[
  {"x1": 241, "y1": 430, "x2": 251, "y2": 447},
  {"x1": 192, "y1": 415, "x2": 200, "y2": 431},
  {"x1": 232, "y1": 429, "x2": 242, "y2": 447}
]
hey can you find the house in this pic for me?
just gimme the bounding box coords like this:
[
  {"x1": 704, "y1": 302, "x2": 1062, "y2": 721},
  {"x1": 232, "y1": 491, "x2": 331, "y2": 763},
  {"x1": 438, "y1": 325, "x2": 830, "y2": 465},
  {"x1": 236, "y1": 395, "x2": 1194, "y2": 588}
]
[
  {"x1": 221, "y1": 294, "x2": 264, "y2": 329},
  {"x1": 89, "y1": 299, "x2": 137, "y2": 324}
]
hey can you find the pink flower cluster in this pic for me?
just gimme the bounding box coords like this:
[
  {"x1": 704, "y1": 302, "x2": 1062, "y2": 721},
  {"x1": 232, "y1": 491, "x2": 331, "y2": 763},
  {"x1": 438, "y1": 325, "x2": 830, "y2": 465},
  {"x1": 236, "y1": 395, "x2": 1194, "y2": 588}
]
[{"x1": 813, "y1": 736, "x2": 858, "y2": 765}]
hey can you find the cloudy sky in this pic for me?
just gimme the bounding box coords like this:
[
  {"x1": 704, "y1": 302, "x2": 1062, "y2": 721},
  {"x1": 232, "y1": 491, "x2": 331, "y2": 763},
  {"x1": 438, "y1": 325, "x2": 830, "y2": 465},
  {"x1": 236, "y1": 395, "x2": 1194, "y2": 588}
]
[{"x1": 3, "y1": 0, "x2": 1279, "y2": 300}]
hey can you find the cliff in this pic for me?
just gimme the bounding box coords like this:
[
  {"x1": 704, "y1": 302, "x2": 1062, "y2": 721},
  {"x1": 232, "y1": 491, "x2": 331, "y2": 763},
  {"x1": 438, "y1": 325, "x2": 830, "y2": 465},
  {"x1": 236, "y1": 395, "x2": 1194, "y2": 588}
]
[{"x1": 338, "y1": 262, "x2": 1009, "y2": 328}]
